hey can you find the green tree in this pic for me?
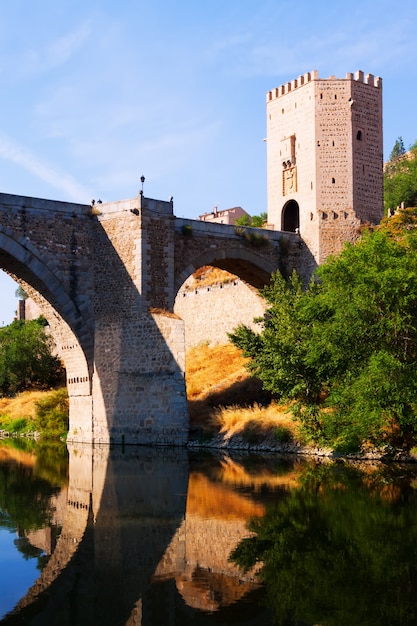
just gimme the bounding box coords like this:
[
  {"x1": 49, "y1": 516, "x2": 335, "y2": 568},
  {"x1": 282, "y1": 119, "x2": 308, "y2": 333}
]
[
  {"x1": 15, "y1": 285, "x2": 28, "y2": 300},
  {"x1": 230, "y1": 227, "x2": 417, "y2": 450},
  {"x1": 0, "y1": 318, "x2": 64, "y2": 395},
  {"x1": 384, "y1": 140, "x2": 417, "y2": 212},
  {"x1": 235, "y1": 212, "x2": 268, "y2": 227},
  {"x1": 229, "y1": 270, "x2": 320, "y2": 403},
  {"x1": 251, "y1": 212, "x2": 268, "y2": 227},
  {"x1": 389, "y1": 136, "x2": 406, "y2": 161},
  {"x1": 234, "y1": 214, "x2": 252, "y2": 226}
]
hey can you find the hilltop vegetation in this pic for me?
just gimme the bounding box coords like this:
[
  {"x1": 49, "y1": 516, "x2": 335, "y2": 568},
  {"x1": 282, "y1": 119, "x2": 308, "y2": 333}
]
[{"x1": 384, "y1": 136, "x2": 417, "y2": 212}]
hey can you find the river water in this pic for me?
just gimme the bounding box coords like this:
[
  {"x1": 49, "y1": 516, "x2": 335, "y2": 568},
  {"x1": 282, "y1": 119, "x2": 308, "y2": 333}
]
[{"x1": 1, "y1": 439, "x2": 417, "y2": 625}]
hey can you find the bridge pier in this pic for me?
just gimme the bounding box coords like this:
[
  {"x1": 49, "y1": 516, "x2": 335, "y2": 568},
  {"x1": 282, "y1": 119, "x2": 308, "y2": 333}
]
[{"x1": 66, "y1": 310, "x2": 188, "y2": 445}]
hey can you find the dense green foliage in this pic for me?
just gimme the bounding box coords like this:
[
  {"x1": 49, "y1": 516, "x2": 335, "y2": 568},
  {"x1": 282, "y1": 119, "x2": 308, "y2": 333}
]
[
  {"x1": 384, "y1": 139, "x2": 417, "y2": 212},
  {"x1": 0, "y1": 318, "x2": 64, "y2": 396},
  {"x1": 230, "y1": 227, "x2": 417, "y2": 451},
  {"x1": 230, "y1": 462, "x2": 417, "y2": 625},
  {"x1": 235, "y1": 212, "x2": 268, "y2": 227}
]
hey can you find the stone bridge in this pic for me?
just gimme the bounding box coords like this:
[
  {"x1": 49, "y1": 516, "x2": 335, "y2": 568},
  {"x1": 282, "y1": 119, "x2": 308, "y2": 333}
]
[{"x1": 0, "y1": 191, "x2": 305, "y2": 445}]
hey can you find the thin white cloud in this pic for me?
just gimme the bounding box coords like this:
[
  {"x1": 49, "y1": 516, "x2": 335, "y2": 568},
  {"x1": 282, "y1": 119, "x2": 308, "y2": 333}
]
[
  {"x1": 48, "y1": 22, "x2": 91, "y2": 66},
  {"x1": 0, "y1": 132, "x2": 91, "y2": 202},
  {"x1": 204, "y1": 2, "x2": 417, "y2": 81},
  {"x1": 19, "y1": 21, "x2": 92, "y2": 76}
]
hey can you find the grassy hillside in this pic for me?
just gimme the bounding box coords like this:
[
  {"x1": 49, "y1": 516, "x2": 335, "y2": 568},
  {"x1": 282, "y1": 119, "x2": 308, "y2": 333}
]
[{"x1": 186, "y1": 342, "x2": 299, "y2": 444}]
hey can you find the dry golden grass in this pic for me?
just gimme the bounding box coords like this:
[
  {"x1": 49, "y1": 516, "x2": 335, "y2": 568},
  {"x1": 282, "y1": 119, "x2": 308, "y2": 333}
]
[
  {"x1": 149, "y1": 307, "x2": 180, "y2": 319},
  {"x1": 186, "y1": 342, "x2": 302, "y2": 443},
  {"x1": 186, "y1": 343, "x2": 250, "y2": 400},
  {"x1": 184, "y1": 266, "x2": 237, "y2": 290},
  {"x1": 0, "y1": 389, "x2": 54, "y2": 422},
  {"x1": 212, "y1": 401, "x2": 300, "y2": 443}
]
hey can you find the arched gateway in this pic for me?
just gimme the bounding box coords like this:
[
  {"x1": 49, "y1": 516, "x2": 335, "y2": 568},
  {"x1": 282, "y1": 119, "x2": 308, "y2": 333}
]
[{"x1": 282, "y1": 199, "x2": 300, "y2": 232}]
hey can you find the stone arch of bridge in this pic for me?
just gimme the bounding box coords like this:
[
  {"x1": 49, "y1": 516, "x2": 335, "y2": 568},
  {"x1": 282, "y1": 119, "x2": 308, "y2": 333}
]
[
  {"x1": 0, "y1": 231, "x2": 94, "y2": 387},
  {"x1": 174, "y1": 244, "x2": 277, "y2": 297}
]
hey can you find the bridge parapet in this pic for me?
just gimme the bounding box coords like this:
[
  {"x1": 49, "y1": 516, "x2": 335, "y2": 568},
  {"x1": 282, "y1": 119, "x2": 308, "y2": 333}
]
[{"x1": 173, "y1": 217, "x2": 304, "y2": 295}]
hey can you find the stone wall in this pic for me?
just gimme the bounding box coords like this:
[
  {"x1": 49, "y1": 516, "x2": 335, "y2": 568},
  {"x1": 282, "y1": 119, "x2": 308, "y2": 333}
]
[{"x1": 174, "y1": 278, "x2": 266, "y2": 349}]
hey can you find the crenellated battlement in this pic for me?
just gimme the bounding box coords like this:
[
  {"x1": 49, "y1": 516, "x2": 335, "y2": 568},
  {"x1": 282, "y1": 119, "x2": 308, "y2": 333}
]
[{"x1": 266, "y1": 70, "x2": 382, "y2": 102}]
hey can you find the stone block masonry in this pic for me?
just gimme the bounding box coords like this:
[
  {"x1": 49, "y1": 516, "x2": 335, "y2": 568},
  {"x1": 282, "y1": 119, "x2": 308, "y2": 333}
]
[
  {"x1": 266, "y1": 70, "x2": 383, "y2": 265},
  {"x1": 86, "y1": 196, "x2": 189, "y2": 445},
  {"x1": 175, "y1": 277, "x2": 267, "y2": 350}
]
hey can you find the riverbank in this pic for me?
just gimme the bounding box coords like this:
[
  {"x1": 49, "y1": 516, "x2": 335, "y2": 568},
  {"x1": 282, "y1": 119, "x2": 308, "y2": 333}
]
[
  {"x1": 187, "y1": 431, "x2": 417, "y2": 463},
  {"x1": 1, "y1": 343, "x2": 417, "y2": 463}
]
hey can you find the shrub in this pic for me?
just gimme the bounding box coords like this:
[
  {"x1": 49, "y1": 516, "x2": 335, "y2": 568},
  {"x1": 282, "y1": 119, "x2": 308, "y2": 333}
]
[
  {"x1": 35, "y1": 389, "x2": 69, "y2": 439},
  {"x1": 181, "y1": 224, "x2": 193, "y2": 236},
  {"x1": 274, "y1": 425, "x2": 293, "y2": 443}
]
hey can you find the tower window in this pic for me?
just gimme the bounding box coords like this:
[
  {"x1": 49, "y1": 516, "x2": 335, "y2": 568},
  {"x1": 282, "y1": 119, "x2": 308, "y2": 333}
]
[
  {"x1": 357, "y1": 130, "x2": 362, "y2": 140},
  {"x1": 331, "y1": 177, "x2": 335, "y2": 184},
  {"x1": 320, "y1": 93, "x2": 323, "y2": 99}
]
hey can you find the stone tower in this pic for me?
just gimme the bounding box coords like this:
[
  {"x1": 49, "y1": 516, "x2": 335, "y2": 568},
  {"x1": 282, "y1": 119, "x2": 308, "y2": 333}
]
[{"x1": 266, "y1": 70, "x2": 383, "y2": 265}]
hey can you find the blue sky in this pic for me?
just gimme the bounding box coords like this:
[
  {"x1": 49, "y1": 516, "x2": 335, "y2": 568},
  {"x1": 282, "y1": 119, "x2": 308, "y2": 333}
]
[{"x1": 0, "y1": 0, "x2": 416, "y2": 324}]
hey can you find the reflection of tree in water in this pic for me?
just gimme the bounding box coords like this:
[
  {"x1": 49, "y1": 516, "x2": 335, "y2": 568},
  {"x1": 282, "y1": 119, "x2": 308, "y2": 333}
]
[
  {"x1": 13, "y1": 535, "x2": 50, "y2": 571},
  {"x1": 0, "y1": 441, "x2": 67, "y2": 533},
  {"x1": 230, "y1": 462, "x2": 417, "y2": 626}
]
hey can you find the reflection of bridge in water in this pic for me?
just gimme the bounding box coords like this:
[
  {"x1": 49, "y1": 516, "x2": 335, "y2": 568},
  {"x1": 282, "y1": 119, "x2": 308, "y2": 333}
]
[{"x1": 2, "y1": 446, "x2": 302, "y2": 625}]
